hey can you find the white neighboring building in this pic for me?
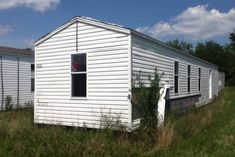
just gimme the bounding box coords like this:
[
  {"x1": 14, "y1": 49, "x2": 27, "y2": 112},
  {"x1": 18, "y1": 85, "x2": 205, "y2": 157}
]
[
  {"x1": 0, "y1": 46, "x2": 34, "y2": 110},
  {"x1": 34, "y1": 16, "x2": 219, "y2": 131}
]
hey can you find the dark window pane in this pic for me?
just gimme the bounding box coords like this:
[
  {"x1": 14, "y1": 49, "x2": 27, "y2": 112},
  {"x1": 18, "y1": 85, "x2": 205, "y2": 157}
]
[
  {"x1": 188, "y1": 65, "x2": 191, "y2": 76},
  {"x1": 72, "y1": 74, "x2": 86, "y2": 97},
  {"x1": 31, "y1": 78, "x2": 34, "y2": 92},
  {"x1": 199, "y1": 78, "x2": 201, "y2": 91},
  {"x1": 31, "y1": 64, "x2": 35, "y2": 72},
  {"x1": 199, "y1": 68, "x2": 201, "y2": 77},
  {"x1": 198, "y1": 68, "x2": 201, "y2": 91},
  {"x1": 174, "y1": 76, "x2": 178, "y2": 93},
  {"x1": 188, "y1": 77, "x2": 190, "y2": 92},
  {"x1": 174, "y1": 61, "x2": 178, "y2": 74},
  {"x1": 71, "y1": 54, "x2": 86, "y2": 72}
]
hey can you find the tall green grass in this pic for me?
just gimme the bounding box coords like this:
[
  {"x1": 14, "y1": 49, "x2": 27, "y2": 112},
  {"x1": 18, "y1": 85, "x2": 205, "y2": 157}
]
[{"x1": 0, "y1": 87, "x2": 234, "y2": 157}]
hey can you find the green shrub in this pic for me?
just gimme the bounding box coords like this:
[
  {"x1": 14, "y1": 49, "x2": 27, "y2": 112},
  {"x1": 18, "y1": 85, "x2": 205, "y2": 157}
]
[
  {"x1": 132, "y1": 69, "x2": 162, "y2": 131},
  {"x1": 0, "y1": 88, "x2": 232, "y2": 157},
  {"x1": 5, "y1": 95, "x2": 13, "y2": 111}
]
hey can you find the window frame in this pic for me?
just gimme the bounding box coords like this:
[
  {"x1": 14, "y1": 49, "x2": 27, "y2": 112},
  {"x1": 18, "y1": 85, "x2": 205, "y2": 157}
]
[
  {"x1": 198, "y1": 67, "x2": 201, "y2": 91},
  {"x1": 174, "y1": 61, "x2": 179, "y2": 94},
  {"x1": 187, "y1": 65, "x2": 191, "y2": 93},
  {"x1": 31, "y1": 64, "x2": 35, "y2": 92},
  {"x1": 70, "y1": 52, "x2": 88, "y2": 99}
]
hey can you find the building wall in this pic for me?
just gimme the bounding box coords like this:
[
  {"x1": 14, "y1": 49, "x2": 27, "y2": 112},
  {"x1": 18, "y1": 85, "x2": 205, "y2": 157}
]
[
  {"x1": 131, "y1": 34, "x2": 218, "y2": 115},
  {"x1": 0, "y1": 54, "x2": 33, "y2": 110},
  {"x1": 35, "y1": 21, "x2": 131, "y2": 129},
  {"x1": 0, "y1": 56, "x2": 3, "y2": 108}
]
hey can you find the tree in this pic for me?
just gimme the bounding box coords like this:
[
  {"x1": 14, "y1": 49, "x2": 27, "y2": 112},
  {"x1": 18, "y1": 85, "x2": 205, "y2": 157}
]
[
  {"x1": 194, "y1": 41, "x2": 228, "y2": 71},
  {"x1": 229, "y1": 31, "x2": 235, "y2": 54},
  {"x1": 195, "y1": 40, "x2": 235, "y2": 86},
  {"x1": 166, "y1": 39, "x2": 193, "y2": 54},
  {"x1": 132, "y1": 69, "x2": 161, "y2": 131}
]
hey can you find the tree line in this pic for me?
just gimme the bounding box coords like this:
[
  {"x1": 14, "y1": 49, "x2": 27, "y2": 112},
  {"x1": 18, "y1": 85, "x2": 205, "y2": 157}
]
[{"x1": 166, "y1": 32, "x2": 235, "y2": 86}]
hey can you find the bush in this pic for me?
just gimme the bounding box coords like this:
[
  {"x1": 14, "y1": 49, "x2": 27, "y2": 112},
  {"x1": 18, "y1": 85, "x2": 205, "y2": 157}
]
[
  {"x1": 132, "y1": 69, "x2": 162, "y2": 131},
  {"x1": 5, "y1": 95, "x2": 13, "y2": 111}
]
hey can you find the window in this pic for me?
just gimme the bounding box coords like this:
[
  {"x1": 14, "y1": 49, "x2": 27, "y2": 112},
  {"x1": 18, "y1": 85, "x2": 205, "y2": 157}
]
[
  {"x1": 71, "y1": 53, "x2": 87, "y2": 97},
  {"x1": 187, "y1": 65, "x2": 191, "y2": 92},
  {"x1": 31, "y1": 64, "x2": 34, "y2": 92},
  {"x1": 174, "y1": 61, "x2": 179, "y2": 93},
  {"x1": 198, "y1": 68, "x2": 201, "y2": 91},
  {"x1": 31, "y1": 64, "x2": 35, "y2": 72},
  {"x1": 31, "y1": 78, "x2": 34, "y2": 91}
]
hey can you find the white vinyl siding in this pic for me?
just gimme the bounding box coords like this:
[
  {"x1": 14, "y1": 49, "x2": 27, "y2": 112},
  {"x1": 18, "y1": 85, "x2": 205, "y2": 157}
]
[
  {"x1": 0, "y1": 56, "x2": 3, "y2": 108},
  {"x1": 35, "y1": 21, "x2": 131, "y2": 129},
  {"x1": 19, "y1": 57, "x2": 34, "y2": 104},
  {"x1": 35, "y1": 17, "x2": 219, "y2": 130},
  {"x1": 131, "y1": 34, "x2": 218, "y2": 105},
  {"x1": 0, "y1": 55, "x2": 33, "y2": 109}
]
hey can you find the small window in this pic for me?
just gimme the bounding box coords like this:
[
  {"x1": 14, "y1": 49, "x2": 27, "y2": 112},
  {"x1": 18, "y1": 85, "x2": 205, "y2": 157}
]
[
  {"x1": 31, "y1": 64, "x2": 35, "y2": 72},
  {"x1": 31, "y1": 64, "x2": 34, "y2": 92},
  {"x1": 198, "y1": 68, "x2": 201, "y2": 91},
  {"x1": 187, "y1": 65, "x2": 191, "y2": 92},
  {"x1": 31, "y1": 78, "x2": 34, "y2": 92},
  {"x1": 174, "y1": 61, "x2": 179, "y2": 93},
  {"x1": 71, "y1": 53, "x2": 87, "y2": 97}
]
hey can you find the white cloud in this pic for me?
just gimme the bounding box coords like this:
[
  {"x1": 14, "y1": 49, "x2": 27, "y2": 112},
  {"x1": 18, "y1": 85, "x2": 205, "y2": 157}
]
[
  {"x1": 0, "y1": 25, "x2": 12, "y2": 36},
  {"x1": 0, "y1": 0, "x2": 60, "y2": 12},
  {"x1": 24, "y1": 39, "x2": 35, "y2": 48},
  {"x1": 136, "y1": 5, "x2": 235, "y2": 41}
]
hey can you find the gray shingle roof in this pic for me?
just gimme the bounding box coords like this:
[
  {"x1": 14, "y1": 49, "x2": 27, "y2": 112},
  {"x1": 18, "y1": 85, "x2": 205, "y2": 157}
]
[{"x1": 0, "y1": 46, "x2": 33, "y2": 57}]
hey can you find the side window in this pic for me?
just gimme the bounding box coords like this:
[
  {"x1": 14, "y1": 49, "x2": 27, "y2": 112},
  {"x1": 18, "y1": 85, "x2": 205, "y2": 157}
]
[
  {"x1": 187, "y1": 65, "x2": 191, "y2": 92},
  {"x1": 198, "y1": 68, "x2": 201, "y2": 91},
  {"x1": 174, "y1": 61, "x2": 179, "y2": 94},
  {"x1": 31, "y1": 64, "x2": 34, "y2": 92},
  {"x1": 71, "y1": 53, "x2": 87, "y2": 97}
]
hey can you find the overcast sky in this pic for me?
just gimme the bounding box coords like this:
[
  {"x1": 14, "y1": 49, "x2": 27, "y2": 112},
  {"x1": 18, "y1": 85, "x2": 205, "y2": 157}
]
[{"x1": 0, "y1": 0, "x2": 234, "y2": 48}]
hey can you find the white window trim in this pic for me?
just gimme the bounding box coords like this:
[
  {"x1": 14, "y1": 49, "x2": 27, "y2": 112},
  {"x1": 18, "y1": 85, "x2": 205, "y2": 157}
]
[{"x1": 70, "y1": 52, "x2": 88, "y2": 99}]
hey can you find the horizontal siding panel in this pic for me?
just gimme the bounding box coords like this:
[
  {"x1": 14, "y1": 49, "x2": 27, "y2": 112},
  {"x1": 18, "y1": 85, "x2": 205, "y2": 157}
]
[
  {"x1": 37, "y1": 100, "x2": 129, "y2": 106},
  {"x1": 36, "y1": 110, "x2": 129, "y2": 119},
  {"x1": 132, "y1": 34, "x2": 218, "y2": 108},
  {"x1": 36, "y1": 47, "x2": 76, "y2": 54},
  {"x1": 35, "y1": 20, "x2": 130, "y2": 128},
  {"x1": 35, "y1": 114, "x2": 128, "y2": 122},
  {"x1": 78, "y1": 33, "x2": 127, "y2": 42}
]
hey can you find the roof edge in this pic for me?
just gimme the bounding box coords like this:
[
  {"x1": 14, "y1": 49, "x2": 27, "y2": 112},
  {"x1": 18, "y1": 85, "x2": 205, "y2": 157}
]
[
  {"x1": 0, "y1": 46, "x2": 33, "y2": 57},
  {"x1": 0, "y1": 52, "x2": 33, "y2": 57},
  {"x1": 130, "y1": 30, "x2": 218, "y2": 69},
  {"x1": 34, "y1": 16, "x2": 218, "y2": 68},
  {"x1": 35, "y1": 16, "x2": 130, "y2": 46}
]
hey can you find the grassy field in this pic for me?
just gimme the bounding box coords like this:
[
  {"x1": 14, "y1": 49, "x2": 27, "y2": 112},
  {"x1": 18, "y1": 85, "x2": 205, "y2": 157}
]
[{"x1": 0, "y1": 87, "x2": 234, "y2": 157}]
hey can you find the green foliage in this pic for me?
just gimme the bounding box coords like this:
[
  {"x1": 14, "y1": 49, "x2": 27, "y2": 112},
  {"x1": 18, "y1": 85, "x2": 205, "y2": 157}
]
[
  {"x1": 166, "y1": 39, "x2": 193, "y2": 54},
  {"x1": 132, "y1": 69, "x2": 162, "y2": 131},
  {"x1": 167, "y1": 33, "x2": 235, "y2": 86},
  {"x1": 194, "y1": 40, "x2": 235, "y2": 85},
  {"x1": 152, "y1": 87, "x2": 235, "y2": 157},
  {"x1": 228, "y1": 31, "x2": 235, "y2": 54},
  {"x1": 194, "y1": 41, "x2": 228, "y2": 71},
  {"x1": 5, "y1": 95, "x2": 13, "y2": 111},
  {"x1": 0, "y1": 88, "x2": 234, "y2": 156}
]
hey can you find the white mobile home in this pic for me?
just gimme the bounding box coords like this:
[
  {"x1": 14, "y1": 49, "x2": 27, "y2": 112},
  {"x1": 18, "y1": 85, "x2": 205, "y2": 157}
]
[
  {"x1": 0, "y1": 46, "x2": 34, "y2": 110},
  {"x1": 34, "y1": 16, "x2": 219, "y2": 130}
]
